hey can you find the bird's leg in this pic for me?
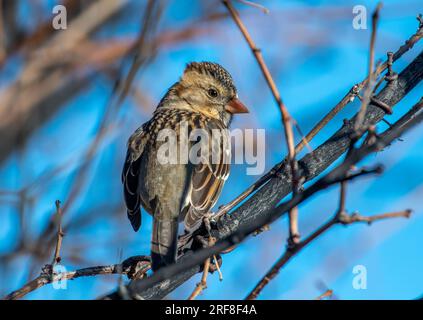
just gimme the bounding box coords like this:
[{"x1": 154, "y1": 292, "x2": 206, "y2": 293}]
[
  {"x1": 187, "y1": 214, "x2": 222, "y2": 300},
  {"x1": 121, "y1": 255, "x2": 151, "y2": 280},
  {"x1": 203, "y1": 213, "x2": 223, "y2": 279},
  {"x1": 177, "y1": 230, "x2": 196, "y2": 258}
]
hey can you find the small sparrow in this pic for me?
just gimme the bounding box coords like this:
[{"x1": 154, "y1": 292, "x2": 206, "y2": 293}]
[{"x1": 122, "y1": 62, "x2": 248, "y2": 271}]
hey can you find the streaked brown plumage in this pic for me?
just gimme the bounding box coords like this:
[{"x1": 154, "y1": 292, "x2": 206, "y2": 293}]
[{"x1": 122, "y1": 62, "x2": 248, "y2": 271}]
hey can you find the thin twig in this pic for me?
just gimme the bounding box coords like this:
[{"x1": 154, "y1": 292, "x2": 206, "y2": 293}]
[
  {"x1": 246, "y1": 205, "x2": 410, "y2": 300},
  {"x1": 355, "y1": 3, "x2": 383, "y2": 131},
  {"x1": 213, "y1": 166, "x2": 277, "y2": 219},
  {"x1": 338, "y1": 181, "x2": 347, "y2": 214},
  {"x1": 245, "y1": 111, "x2": 420, "y2": 299},
  {"x1": 223, "y1": 0, "x2": 300, "y2": 245},
  {"x1": 247, "y1": 178, "x2": 346, "y2": 300},
  {"x1": 340, "y1": 209, "x2": 412, "y2": 225},
  {"x1": 188, "y1": 219, "x2": 218, "y2": 300},
  {"x1": 52, "y1": 200, "x2": 64, "y2": 266},
  {"x1": 4, "y1": 256, "x2": 151, "y2": 300},
  {"x1": 213, "y1": 255, "x2": 223, "y2": 281},
  {"x1": 294, "y1": 86, "x2": 360, "y2": 154},
  {"x1": 296, "y1": 11, "x2": 422, "y2": 153},
  {"x1": 187, "y1": 257, "x2": 211, "y2": 300},
  {"x1": 223, "y1": 0, "x2": 296, "y2": 160}
]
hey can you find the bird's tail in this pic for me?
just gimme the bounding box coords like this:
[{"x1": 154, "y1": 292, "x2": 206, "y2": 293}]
[{"x1": 151, "y1": 217, "x2": 179, "y2": 271}]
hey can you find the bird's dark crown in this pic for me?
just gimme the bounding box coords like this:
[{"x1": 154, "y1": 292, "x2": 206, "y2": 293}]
[{"x1": 185, "y1": 62, "x2": 236, "y2": 94}]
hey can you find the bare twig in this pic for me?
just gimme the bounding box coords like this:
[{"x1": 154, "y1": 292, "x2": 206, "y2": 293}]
[
  {"x1": 187, "y1": 218, "x2": 219, "y2": 300},
  {"x1": 246, "y1": 204, "x2": 410, "y2": 300},
  {"x1": 51, "y1": 200, "x2": 64, "y2": 266},
  {"x1": 340, "y1": 210, "x2": 412, "y2": 225},
  {"x1": 4, "y1": 256, "x2": 151, "y2": 300},
  {"x1": 247, "y1": 177, "x2": 348, "y2": 300},
  {"x1": 355, "y1": 3, "x2": 383, "y2": 131},
  {"x1": 294, "y1": 85, "x2": 360, "y2": 153},
  {"x1": 187, "y1": 257, "x2": 211, "y2": 300},
  {"x1": 222, "y1": 0, "x2": 296, "y2": 160},
  {"x1": 296, "y1": 11, "x2": 422, "y2": 153},
  {"x1": 213, "y1": 165, "x2": 277, "y2": 219},
  {"x1": 223, "y1": 0, "x2": 300, "y2": 245}
]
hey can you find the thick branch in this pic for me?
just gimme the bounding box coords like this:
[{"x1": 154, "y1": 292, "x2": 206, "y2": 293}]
[{"x1": 105, "y1": 95, "x2": 423, "y2": 300}]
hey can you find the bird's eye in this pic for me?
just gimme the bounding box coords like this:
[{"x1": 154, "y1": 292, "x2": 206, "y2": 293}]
[{"x1": 208, "y1": 88, "x2": 218, "y2": 98}]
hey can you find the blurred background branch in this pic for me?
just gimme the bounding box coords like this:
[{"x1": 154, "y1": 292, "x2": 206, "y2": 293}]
[{"x1": 1, "y1": 0, "x2": 422, "y2": 300}]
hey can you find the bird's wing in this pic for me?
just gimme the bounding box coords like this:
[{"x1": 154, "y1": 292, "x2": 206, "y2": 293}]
[
  {"x1": 184, "y1": 124, "x2": 230, "y2": 231},
  {"x1": 122, "y1": 126, "x2": 147, "y2": 232}
]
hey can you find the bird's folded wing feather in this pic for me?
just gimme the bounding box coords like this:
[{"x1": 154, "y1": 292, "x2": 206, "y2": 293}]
[
  {"x1": 184, "y1": 126, "x2": 230, "y2": 231},
  {"x1": 122, "y1": 126, "x2": 147, "y2": 231}
]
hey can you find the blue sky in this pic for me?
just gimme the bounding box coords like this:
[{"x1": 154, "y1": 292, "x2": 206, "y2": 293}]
[{"x1": 0, "y1": 0, "x2": 422, "y2": 299}]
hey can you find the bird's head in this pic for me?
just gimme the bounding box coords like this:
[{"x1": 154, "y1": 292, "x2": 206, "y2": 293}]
[{"x1": 172, "y1": 62, "x2": 249, "y2": 125}]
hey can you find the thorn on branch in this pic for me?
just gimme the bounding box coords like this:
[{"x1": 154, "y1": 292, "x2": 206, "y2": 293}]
[{"x1": 385, "y1": 51, "x2": 398, "y2": 83}]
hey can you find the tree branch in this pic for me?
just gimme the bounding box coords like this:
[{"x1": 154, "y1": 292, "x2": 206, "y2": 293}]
[
  {"x1": 213, "y1": 16, "x2": 423, "y2": 219},
  {"x1": 245, "y1": 169, "x2": 411, "y2": 300},
  {"x1": 4, "y1": 256, "x2": 150, "y2": 300},
  {"x1": 103, "y1": 95, "x2": 422, "y2": 300},
  {"x1": 222, "y1": 0, "x2": 300, "y2": 245},
  {"x1": 5, "y1": 7, "x2": 422, "y2": 301}
]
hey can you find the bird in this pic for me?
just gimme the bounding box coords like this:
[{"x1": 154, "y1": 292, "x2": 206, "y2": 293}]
[{"x1": 122, "y1": 62, "x2": 248, "y2": 271}]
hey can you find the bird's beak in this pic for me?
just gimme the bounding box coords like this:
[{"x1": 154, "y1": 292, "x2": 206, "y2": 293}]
[{"x1": 225, "y1": 97, "x2": 249, "y2": 114}]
